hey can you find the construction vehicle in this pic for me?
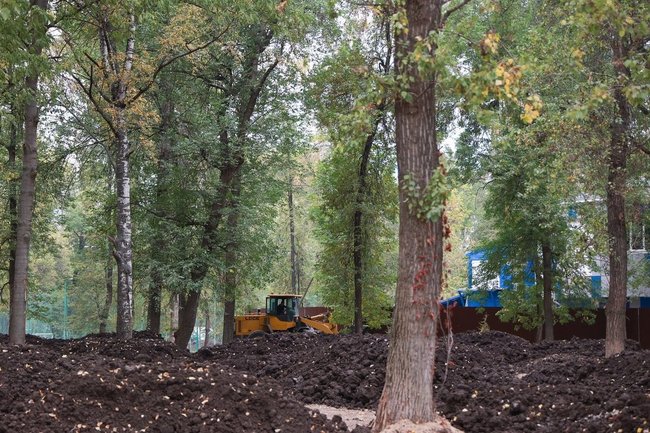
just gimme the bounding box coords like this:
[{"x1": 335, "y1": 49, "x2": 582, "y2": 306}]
[{"x1": 234, "y1": 293, "x2": 338, "y2": 337}]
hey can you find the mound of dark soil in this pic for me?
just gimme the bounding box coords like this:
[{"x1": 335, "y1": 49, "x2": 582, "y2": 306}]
[
  {"x1": 199, "y1": 333, "x2": 387, "y2": 409},
  {"x1": 2, "y1": 330, "x2": 648, "y2": 433},
  {"x1": 0, "y1": 333, "x2": 349, "y2": 433},
  {"x1": 203, "y1": 331, "x2": 650, "y2": 433}
]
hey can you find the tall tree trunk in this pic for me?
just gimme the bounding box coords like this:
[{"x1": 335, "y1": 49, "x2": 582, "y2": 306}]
[
  {"x1": 175, "y1": 27, "x2": 277, "y2": 349},
  {"x1": 353, "y1": 128, "x2": 377, "y2": 335},
  {"x1": 289, "y1": 182, "x2": 299, "y2": 294},
  {"x1": 147, "y1": 85, "x2": 174, "y2": 334},
  {"x1": 114, "y1": 127, "x2": 134, "y2": 339},
  {"x1": 99, "y1": 247, "x2": 113, "y2": 334},
  {"x1": 176, "y1": 150, "x2": 243, "y2": 349},
  {"x1": 105, "y1": 13, "x2": 136, "y2": 340},
  {"x1": 605, "y1": 130, "x2": 627, "y2": 357},
  {"x1": 373, "y1": 0, "x2": 452, "y2": 430},
  {"x1": 99, "y1": 167, "x2": 114, "y2": 334},
  {"x1": 9, "y1": 0, "x2": 48, "y2": 345},
  {"x1": 222, "y1": 299, "x2": 236, "y2": 344},
  {"x1": 170, "y1": 293, "x2": 179, "y2": 341},
  {"x1": 204, "y1": 309, "x2": 211, "y2": 347},
  {"x1": 605, "y1": 35, "x2": 631, "y2": 358},
  {"x1": 147, "y1": 267, "x2": 163, "y2": 334},
  {"x1": 222, "y1": 178, "x2": 241, "y2": 345},
  {"x1": 6, "y1": 117, "x2": 18, "y2": 298},
  {"x1": 176, "y1": 290, "x2": 200, "y2": 349},
  {"x1": 541, "y1": 242, "x2": 554, "y2": 341}
]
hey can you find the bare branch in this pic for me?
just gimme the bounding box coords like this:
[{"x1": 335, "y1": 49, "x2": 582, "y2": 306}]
[
  {"x1": 129, "y1": 24, "x2": 232, "y2": 104},
  {"x1": 69, "y1": 72, "x2": 119, "y2": 137},
  {"x1": 238, "y1": 40, "x2": 283, "y2": 130},
  {"x1": 83, "y1": 51, "x2": 102, "y2": 70},
  {"x1": 443, "y1": 0, "x2": 472, "y2": 23}
]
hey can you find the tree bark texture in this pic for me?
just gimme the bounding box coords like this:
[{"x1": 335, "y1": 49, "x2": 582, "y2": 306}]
[
  {"x1": 204, "y1": 310, "x2": 211, "y2": 347},
  {"x1": 114, "y1": 126, "x2": 134, "y2": 339},
  {"x1": 541, "y1": 242, "x2": 554, "y2": 342},
  {"x1": 9, "y1": 0, "x2": 48, "y2": 345},
  {"x1": 99, "y1": 248, "x2": 113, "y2": 334},
  {"x1": 147, "y1": 266, "x2": 163, "y2": 335},
  {"x1": 6, "y1": 117, "x2": 18, "y2": 300},
  {"x1": 176, "y1": 290, "x2": 200, "y2": 348},
  {"x1": 373, "y1": 0, "x2": 447, "y2": 430},
  {"x1": 605, "y1": 35, "x2": 631, "y2": 358},
  {"x1": 170, "y1": 293, "x2": 179, "y2": 341},
  {"x1": 99, "y1": 167, "x2": 114, "y2": 334},
  {"x1": 222, "y1": 299, "x2": 236, "y2": 344},
  {"x1": 221, "y1": 176, "x2": 242, "y2": 345}
]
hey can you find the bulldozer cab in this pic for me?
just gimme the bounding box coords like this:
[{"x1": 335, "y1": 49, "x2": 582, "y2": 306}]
[{"x1": 267, "y1": 294, "x2": 301, "y2": 322}]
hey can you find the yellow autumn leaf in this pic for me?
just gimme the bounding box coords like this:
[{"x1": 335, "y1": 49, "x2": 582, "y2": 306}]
[
  {"x1": 592, "y1": 86, "x2": 609, "y2": 101},
  {"x1": 480, "y1": 31, "x2": 501, "y2": 55},
  {"x1": 276, "y1": 0, "x2": 288, "y2": 14},
  {"x1": 572, "y1": 48, "x2": 585, "y2": 61},
  {"x1": 504, "y1": 80, "x2": 512, "y2": 96},
  {"x1": 521, "y1": 95, "x2": 543, "y2": 124}
]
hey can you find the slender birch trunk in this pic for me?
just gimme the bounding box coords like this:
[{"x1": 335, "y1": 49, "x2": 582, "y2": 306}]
[
  {"x1": 97, "y1": 12, "x2": 137, "y2": 340},
  {"x1": 114, "y1": 127, "x2": 134, "y2": 339}
]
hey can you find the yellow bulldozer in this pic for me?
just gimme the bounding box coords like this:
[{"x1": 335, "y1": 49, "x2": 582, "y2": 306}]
[{"x1": 234, "y1": 293, "x2": 338, "y2": 337}]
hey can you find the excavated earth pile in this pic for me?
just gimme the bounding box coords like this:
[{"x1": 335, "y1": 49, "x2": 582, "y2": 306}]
[
  {"x1": 1, "y1": 330, "x2": 648, "y2": 432},
  {"x1": 0, "y1": 332, "x2": 349, "y2": 433},
  {"x1": 201, "y1": 331, "x2": 650, "y2": 433}
]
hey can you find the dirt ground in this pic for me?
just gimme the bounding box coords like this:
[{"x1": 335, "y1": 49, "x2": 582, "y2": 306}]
[
  {"x1": 1, "y1": 330, "x2": 649, "y2": 433},
  {"x1": 0, "y1": 331, "x2": 348, "y2": 433}
]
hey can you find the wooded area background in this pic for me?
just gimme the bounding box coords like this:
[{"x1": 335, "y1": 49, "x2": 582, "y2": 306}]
[{"x1": 0, "y1": 0, "x2": 648, "y2": 363}]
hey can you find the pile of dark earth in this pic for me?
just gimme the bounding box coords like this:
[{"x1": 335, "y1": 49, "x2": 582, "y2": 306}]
[
  {"x1": 0, "y1": 331, "x2": 350, "y2": 433},
  {"x1": 200, "y1": 331, "x2": 650, "y2": 433},
  {"x1": 2, "y1": 330, "x2": 648, "y2": 433}
]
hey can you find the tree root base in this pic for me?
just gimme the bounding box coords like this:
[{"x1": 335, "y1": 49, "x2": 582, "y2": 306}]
[{"x1": 379, "y1": 417, "x2": 464, "y2": 433}]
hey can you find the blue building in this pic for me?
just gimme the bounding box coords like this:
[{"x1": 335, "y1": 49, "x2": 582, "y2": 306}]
[{"x1": 441, "y1": 248, "x2": 650, "y2": 309}]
